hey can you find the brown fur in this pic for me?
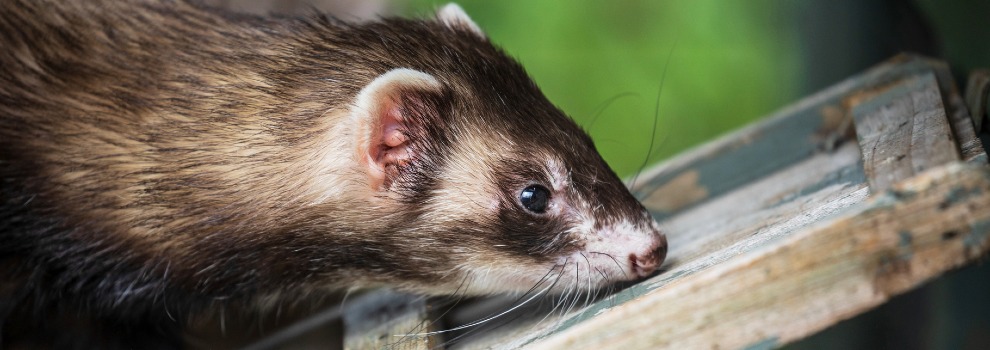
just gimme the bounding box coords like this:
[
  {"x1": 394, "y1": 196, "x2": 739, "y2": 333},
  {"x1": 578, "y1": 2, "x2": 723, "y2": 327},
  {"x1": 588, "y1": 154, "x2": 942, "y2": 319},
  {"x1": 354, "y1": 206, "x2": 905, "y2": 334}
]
[{"x1": 0, "y1": 0, "x2": 666, "y2": 348}]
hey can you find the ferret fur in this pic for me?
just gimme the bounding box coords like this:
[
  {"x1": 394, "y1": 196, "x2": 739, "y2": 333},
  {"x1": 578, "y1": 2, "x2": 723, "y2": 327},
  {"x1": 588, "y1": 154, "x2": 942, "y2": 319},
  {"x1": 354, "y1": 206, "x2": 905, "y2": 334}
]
[{"x1": 0, "y1": 1, "x2": 667, "y2": 347}]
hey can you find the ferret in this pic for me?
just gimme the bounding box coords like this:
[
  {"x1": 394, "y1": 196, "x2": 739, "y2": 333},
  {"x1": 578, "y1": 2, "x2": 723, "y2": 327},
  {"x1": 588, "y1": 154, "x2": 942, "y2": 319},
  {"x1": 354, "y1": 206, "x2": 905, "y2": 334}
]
[{"x1": 0, "y1": 0, "x2": 667, "y2": 348}]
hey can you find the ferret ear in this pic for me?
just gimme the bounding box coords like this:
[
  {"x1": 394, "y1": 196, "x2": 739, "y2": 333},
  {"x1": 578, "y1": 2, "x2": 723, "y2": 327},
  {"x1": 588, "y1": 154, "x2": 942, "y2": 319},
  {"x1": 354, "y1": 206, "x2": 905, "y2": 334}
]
[
  {"x1": 352, "y1": 68, "x2": 443, "y2": 191},
  {"x1": 436, "y1": 3, "x2": 485, "y2": 38}
]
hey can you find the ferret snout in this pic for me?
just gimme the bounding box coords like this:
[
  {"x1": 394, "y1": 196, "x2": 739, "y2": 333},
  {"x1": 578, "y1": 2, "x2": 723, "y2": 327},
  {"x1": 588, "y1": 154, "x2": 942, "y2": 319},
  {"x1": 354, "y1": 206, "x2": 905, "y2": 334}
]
[
  {"x1": 630, "y1": 234, "x2": 668, "y2": 278},
  {"x1": 576, "y1": 218, "x2": 668, "y2": 285}
]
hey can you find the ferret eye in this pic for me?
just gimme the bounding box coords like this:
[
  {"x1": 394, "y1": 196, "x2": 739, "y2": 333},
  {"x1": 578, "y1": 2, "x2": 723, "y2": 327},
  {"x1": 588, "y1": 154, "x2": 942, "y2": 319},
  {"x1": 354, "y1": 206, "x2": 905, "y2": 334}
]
[{"x1": 519, "y1": 185, "x2": 550, "y2": 213}]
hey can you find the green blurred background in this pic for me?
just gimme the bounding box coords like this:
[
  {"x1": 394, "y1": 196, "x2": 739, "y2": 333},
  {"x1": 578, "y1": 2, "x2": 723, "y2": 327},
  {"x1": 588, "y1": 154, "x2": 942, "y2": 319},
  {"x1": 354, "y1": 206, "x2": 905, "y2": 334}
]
[
  {"x1": 391, "y1": 0, "x2": 989, "y2": 179},
  {"x1": 400, "y1": 1, "x2": 803, "y2": 177}
]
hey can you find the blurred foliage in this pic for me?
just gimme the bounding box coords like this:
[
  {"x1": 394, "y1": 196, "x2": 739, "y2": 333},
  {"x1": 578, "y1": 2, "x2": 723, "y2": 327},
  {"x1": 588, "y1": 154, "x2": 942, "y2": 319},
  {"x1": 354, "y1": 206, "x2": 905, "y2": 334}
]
[{"x1": 398, "y1": 1, "x2": 803, "y2": 177}]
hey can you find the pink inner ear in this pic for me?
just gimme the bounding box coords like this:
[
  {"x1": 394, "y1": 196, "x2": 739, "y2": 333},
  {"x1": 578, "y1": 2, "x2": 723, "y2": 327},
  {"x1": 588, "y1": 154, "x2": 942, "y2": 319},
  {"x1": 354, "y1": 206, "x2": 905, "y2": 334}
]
[{"x1": 367, "y1": 102, "x2": 414, "y2": 189}]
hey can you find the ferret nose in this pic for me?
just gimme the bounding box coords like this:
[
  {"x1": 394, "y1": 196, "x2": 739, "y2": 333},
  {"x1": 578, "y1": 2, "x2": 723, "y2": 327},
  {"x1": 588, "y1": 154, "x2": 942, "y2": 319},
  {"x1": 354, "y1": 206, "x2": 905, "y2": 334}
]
[{"x1": 630, "y1": 234, "x2": 667, "y2": 278}]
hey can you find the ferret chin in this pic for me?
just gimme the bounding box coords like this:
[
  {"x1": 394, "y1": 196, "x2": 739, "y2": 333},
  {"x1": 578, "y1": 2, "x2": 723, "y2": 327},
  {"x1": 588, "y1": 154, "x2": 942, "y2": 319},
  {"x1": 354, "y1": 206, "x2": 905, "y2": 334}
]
[{"x1": 0, "y1": 0, "x2": 667, "y2": 347}]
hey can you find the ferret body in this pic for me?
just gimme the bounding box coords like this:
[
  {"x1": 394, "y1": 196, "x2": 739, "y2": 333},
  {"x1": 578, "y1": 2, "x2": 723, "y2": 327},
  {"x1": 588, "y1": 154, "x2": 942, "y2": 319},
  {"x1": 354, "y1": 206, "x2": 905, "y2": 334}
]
[{"x1": 0, "y1": 0, "x2": 666, "y2": 348}]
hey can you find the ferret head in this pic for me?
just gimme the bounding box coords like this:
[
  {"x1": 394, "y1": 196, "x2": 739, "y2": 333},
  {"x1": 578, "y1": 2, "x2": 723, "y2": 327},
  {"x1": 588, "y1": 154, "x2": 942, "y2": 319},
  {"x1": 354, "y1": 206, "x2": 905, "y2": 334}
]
[{"x1": 323, "y1": 5, "x2": 667, "y2": 295}]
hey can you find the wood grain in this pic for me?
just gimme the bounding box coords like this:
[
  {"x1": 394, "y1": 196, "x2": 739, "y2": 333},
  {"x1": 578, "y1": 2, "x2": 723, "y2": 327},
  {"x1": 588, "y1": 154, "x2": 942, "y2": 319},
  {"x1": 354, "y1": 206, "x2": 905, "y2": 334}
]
[{"x1": 853, "y1": 72, "x2": 959, "y2": 192}]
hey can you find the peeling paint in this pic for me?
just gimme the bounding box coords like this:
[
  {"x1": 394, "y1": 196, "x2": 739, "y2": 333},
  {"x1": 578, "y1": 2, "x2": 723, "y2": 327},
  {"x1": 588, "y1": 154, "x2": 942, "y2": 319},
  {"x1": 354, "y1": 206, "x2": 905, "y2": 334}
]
[
  {"x1": 860, "y1": 191, "x2": 900, "y2": 213},
  {"x1": 939, "y1": 185, "x2": 984, "y2": 209},
  {"x1": 636, "y1": 103, "x2": 834, "y2": 220},
  {"x1": 768, "y1": 162, "x2": 866, "y2": 208},
  {"x1": 847, "y1": 77, "x2": 916, "y2": 116},
  {"x1": 741, "y1": 337, "x2": 779, "y2": 350},
  {"x1": 965, "y1": 219, "x2": 990, "y2": 249},
  {"x1": 898, "y1": 230, "x2": 914, "y2": 261},
  {"x1": 641, "y1": 170, "x2": 708, "y2": 213},
  {"x1": 888, "y1": 188, "x2": 919, "y2": 201}
]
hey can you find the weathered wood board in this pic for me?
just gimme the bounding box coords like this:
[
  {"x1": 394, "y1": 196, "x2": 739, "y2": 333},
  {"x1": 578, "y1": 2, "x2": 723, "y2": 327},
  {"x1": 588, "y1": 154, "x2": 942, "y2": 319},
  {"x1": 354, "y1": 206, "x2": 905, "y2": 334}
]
[
  {"x1": 534, "y1": 162, "x2": 990, "y2": 349},
  {"x1": 249, "y1": 55, "x2": 989, "y2": 350}
]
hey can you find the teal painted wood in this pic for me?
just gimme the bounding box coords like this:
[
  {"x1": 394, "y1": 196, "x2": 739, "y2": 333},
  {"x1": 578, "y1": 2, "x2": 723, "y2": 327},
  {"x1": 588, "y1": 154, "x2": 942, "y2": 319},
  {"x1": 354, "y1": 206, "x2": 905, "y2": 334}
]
[{"x1": 632, "y1": 54, "x2": 983, "y2": 220}]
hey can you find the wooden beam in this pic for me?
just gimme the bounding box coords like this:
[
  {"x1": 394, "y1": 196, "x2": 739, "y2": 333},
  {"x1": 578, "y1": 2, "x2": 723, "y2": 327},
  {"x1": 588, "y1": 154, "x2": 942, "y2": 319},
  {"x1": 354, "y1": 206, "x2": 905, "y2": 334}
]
[{"x1": 852, "y1": 72, "x2": 960, "y2": 192}]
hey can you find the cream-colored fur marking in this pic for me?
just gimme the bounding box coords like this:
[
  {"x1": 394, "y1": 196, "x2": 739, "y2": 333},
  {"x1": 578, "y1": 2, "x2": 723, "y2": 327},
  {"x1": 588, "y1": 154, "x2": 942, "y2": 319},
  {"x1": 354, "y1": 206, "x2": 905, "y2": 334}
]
[{"x1": 437, "y1": 3, "x2": 484, "y2": 38}]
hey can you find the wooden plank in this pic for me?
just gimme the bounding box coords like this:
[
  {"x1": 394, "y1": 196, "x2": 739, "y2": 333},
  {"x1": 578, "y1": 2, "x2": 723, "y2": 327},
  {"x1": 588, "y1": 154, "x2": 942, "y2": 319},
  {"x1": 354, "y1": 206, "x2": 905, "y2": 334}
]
[
  {"x1": 629, "y1": 90, "x2": 860, "y2": 219},
  {"x1": 631, "y1": 54, "x2": 976, "y2": 219},
  {"x1": 343, "y1": 291, "x2": 439, "y2": 350},
  {"x1": 660, "y1": 142, "x2": 867, "y2": 266},
  {"x1": 457, "y1": 142, "x2": 870, "y2": 349},
  {"x1": 529, "y1": 162, "x2": 990, "y2": 350},
  {"x1": 630, "y1": 106, "x2": 834, "y2": 219},
  {"x1": 852, "y1": 72, "x2": 960, "y2": 192}
]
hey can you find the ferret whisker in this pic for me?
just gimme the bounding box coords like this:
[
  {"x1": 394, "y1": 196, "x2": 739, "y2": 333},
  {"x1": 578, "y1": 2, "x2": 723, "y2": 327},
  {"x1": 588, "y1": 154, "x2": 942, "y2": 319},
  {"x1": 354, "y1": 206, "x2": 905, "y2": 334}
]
[
  {"x1": 588, "y1": 251, "x2": 627, "y2": 278},
  {"x1": 630, "y1": 39, "x2": 678, "y2": 192},
  {"x1": 559, "y1": 263, "x2": 576, "y2": 305},
  {"x1": 571, "y1": 267, "x2": 584, "y2": 316},
  {"x1": 391, "y1": 306, "x2": 449, "y2": 348},
  {"x1": 580, "y1": 253, "x2": 594, "y2": 308},
  {"x1": 409, "y1": 264, "x2": 564, "y2": 337},
  {"x1": 533, "y1": 266, "x2": 575, "y2": 326},
  {"x1": 594, "y1": 266, "x2": 610, "y2": 288},
  {"x1": 398, "y1": 274, "x2": 473, "y2": 346},
  {"x1": 219, "y1": 306, "x2": 226, "y2": 336},
  {"x1": 434, "y1": 293, "x2": 536, "y2": 350},
  {"x1": 588, "y1": 270, "x2": 597, "y2": 308},
  {"x1": 586, "y1": 92, "x2": 640, "y2": 135},
  {"x1": 549, "y1": 267, "x2": 573, "y2": 318},
  {"x1": 557, "y1": 293, "x2": 576, "y2": 325},
  {"x1": 550, "y1": 288, "x2": 566, "y2": 320},
  {"x1": 502, "y1": 261, "x2": 567, "y2": 308},
  {"x1": 163, "y1": 298, "x2": 175, "y2": 322},
  {"x1": 556, "y1": 264, "x2": 582, "y2": 322},
  {"x1": 433, "y1": 266, "x2": 564, "y2": 348}
]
